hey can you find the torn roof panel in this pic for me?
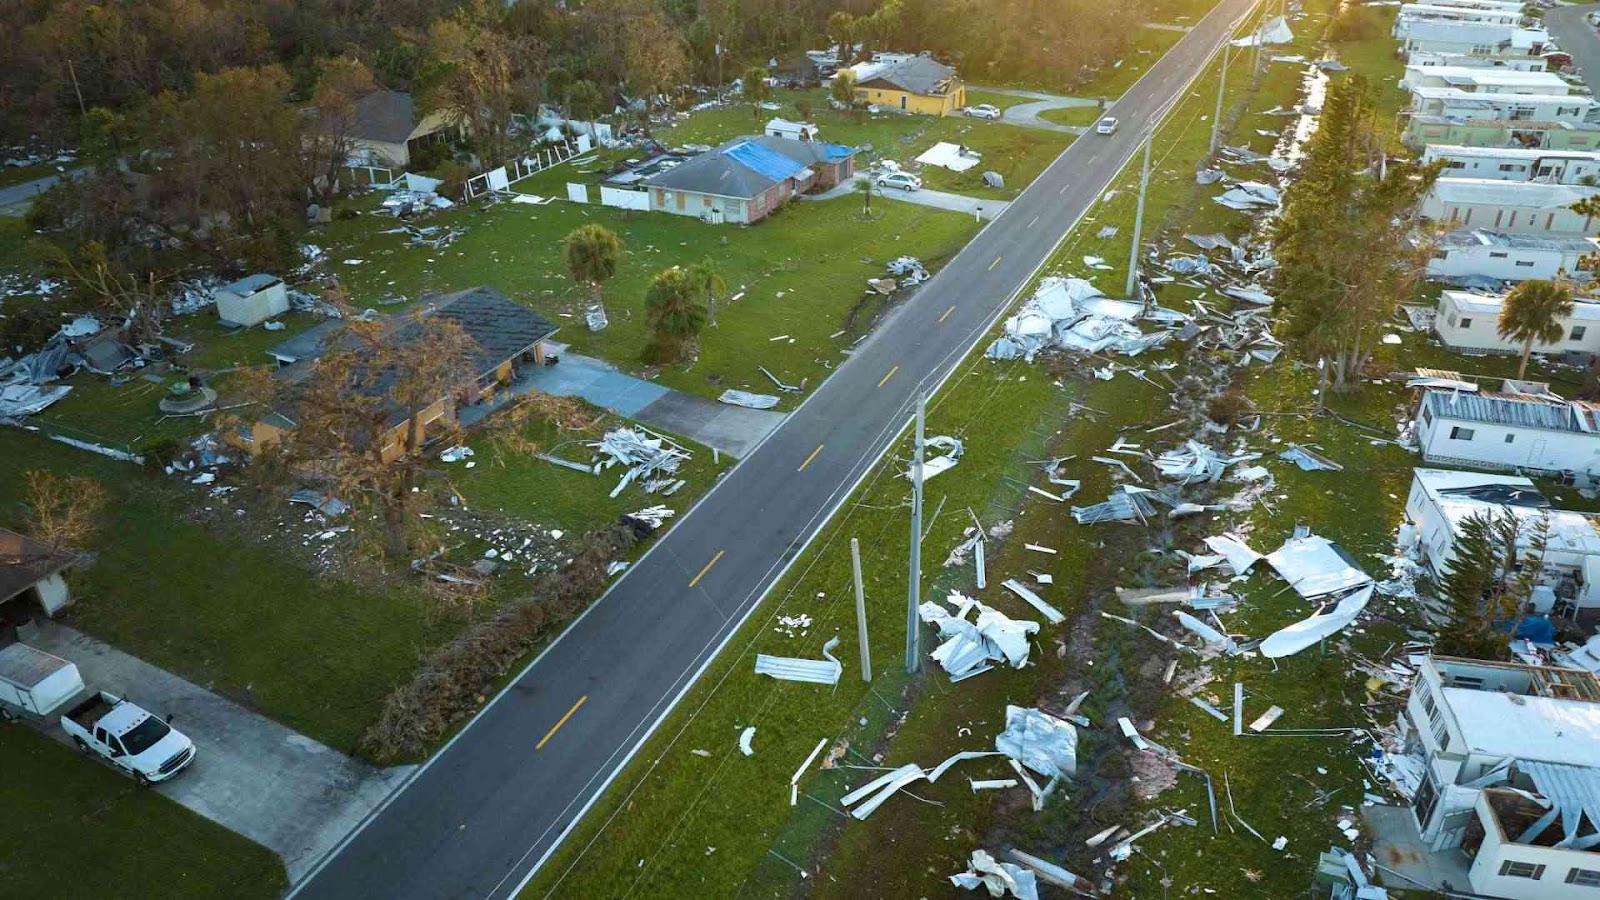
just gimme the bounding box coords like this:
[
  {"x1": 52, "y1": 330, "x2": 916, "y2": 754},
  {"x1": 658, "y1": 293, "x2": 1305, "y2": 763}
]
[{"x1": 1264, "y1": 534, "x2": 1372, "y2": 600}]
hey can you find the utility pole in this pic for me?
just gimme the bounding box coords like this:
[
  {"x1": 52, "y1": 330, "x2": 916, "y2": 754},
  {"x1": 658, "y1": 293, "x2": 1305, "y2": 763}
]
[
  {"x1": 67, "y1": 59, "x2": 87, "y2": 119},
  {"x1": 906, "y1": 392, "x2": 926, "y2": 674},
  {"x1": 851, "y1": 538, "x2": 872, "y2": 682},
  {"x1": 1124, "y1": 136, "x2": 1153, "y2": 300},
  {"x1": 717, "y1": 37, "x2": 725, "y2": 95},
  {"x1": 1210, "y1": 41, "x2": 1230, "y2": 158}
]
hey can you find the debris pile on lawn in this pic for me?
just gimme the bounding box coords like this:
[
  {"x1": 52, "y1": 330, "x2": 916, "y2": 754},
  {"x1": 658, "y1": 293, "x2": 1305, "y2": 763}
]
[
  {"x1": 1213, "y1": 180, "x2": 1282, "y2": 211},
  {"x1": 718, "y1": 389, "x2": 780, "y2": 409},
  {"x1": 918, "y1": 591, "x2": 1039, "y2": 681},
  {"x1": 1152, "y1": 441, "x2": 1259, "y2": 484},
  {"x1": 986, "y1": 277, "x2": 1169, "y2": 362},
  {"x1": 949, "y1": 850, "x2": 1038, "y2": 900},
  {"x1": 588, "y1": 427, "x2": 690, "y2": 497},
  {"x1": 887, "y1": 256, "x2": 930, "y2": 285},
  {"x1": 912, "y1": 435, "x2": 964, "y2": 480}
]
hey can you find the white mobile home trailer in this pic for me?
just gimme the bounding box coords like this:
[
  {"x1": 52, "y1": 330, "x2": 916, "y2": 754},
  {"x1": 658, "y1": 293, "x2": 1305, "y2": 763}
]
[
  {"x1": 1427, "y1": 230, "x2": 1598, "y2": 283},
  {"x1": 1414, "y1": 390, "x2": 1600, "y2": 475},
  {"x1": 1405, "y1": 50, "x2": 1548, "y2": 71},
  {"x1": 1422, "y1": 145, "x2": 1600, "y2": 184},
  {"x1": 1399, "y1": 21, "x2": 1549, "y2": 60},
  {"x1": 1406, "y1": 87, "x2": 1594, "y2": 123},
  {"x1": 1420, "y1": 178, "x2": 1600, "y2": 235},
  {"x1": 1435, "y1": 290, "x2": 1600, "y2": 354},
  {"x1": 1404, "y1": 468, "x2": 1600, "y2": 615},
  {"x1": 1395, "y1": 5, "x2": 1524, "y2": 36},
  {"x1": 1401, "y1": 65, "x2": 1569, "y2": 94}
]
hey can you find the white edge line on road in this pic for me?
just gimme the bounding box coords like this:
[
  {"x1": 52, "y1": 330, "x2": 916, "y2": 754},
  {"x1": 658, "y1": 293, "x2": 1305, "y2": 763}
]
[{"x1": 287, "y1": 3, "x2": 1256, "y2": 896}]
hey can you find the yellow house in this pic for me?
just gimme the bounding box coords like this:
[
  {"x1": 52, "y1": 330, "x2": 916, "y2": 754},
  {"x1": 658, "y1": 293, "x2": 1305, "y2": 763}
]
[{"x1": 851, "y1": 56, "x2": 966, "y2": 116}]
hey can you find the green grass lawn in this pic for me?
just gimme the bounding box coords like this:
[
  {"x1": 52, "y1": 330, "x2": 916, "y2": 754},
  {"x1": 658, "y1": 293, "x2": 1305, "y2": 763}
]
[
  {"x1": 0, "y1": 725, "x2": 286, "y2": 899},
  {"x1": 1072, "y1": 26, "x2": 1189, "y2": 100},
  {"x1": 961, "y1": 89, "x2": 1032, "y2": 112},
  {"x1": 0, "y1": 428, "x2": 465, "y2": 753},
  {"x1": 318, "y1": 193, "x2": 979, "y2": 408},
  {"x1": 1039, "y1": 105, "x2": 1106, "y2": 127}
]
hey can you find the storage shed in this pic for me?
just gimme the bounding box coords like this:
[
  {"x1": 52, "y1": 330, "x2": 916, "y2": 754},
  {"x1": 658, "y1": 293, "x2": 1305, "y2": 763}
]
[
  {"x1": 214, "y1": 274, "x2": 289, "y2": 327},
  {"x1": 0, "y1": 643, "x2": 84, "y2": 717}
]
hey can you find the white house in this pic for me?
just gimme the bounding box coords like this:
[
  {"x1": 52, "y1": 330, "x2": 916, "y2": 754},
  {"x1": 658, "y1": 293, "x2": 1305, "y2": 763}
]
[
  {"x1": 1402, "y1": 65, "x2": 1570, "y2": 94},
  {"x1": 1407, "y1": 87, "x2": 1595, "y2": 124},
  {"x1": 1421, "y1": 179, "x2": 1600, "y2": 236},
  {"x1": 1427, "y1": 230, "x2": 1599, "y2": 283},
  {"x1": 1402, "y1": 467, "x2": 1600, "y2": 614},
  {"x1": 1435, "y1": 290, "x2": 1600, "y2": 354},
  {"x1": 1400, "y1": 21, "x2": 1550, "y2": 61},
  {"x1": 1396, "y1": 4, "x2": 1524, "y2": 37},
  {"x1": 212, "y1": 273, "x2": 289, "y2": 327},
  {"x1": 1423, "y1": 145, "x2": 1600, "y2": 184},
  {"x1": 1427, "y1": 0, "x2": 1535, "y2": 11},
  {"x1": 1407, "y1": 49, "x2": 1549, "y2": 72},
  {"x1": 1414, "y1": 390, "x2": 1600, "y2": 479},
  {"x1": 1387, "y1": 655, "x2": 1600, "y2": 900}
]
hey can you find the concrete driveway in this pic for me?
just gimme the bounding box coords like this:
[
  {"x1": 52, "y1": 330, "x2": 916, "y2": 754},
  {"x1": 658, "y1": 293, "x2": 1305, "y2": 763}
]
[
  {"x1": 970, "y1": 85, "x2": 1102, "y2": 135},
  {"x1": 27, "y1": 620, "x2": 411, "y2": 883},
  {"x1": 809, "y1": 180, "x2": 1011, "y2": 220}
]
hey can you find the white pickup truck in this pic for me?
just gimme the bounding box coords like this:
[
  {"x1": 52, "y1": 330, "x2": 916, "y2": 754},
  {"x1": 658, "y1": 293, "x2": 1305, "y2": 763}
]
[{"x1": 60, "y1": 691, "x2": 196, "y2": 785}]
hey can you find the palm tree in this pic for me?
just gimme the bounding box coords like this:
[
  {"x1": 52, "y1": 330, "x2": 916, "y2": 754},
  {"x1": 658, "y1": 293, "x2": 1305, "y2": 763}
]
[
  {"x1": 1497, "y1": 278, "x2": 1575, "y2": 379},
  {"x1": 563, "y1": 224, "x2": 623, "y2": 326},
  {"x1": 644, "y1": 267, "x2": 709, "y2": 362},
  {"x1": 853, "y1": 175, "x2": 875, "y2": 215},
  {"x1": 685, "y1": 258, "x2": 728, "y2": 325}
]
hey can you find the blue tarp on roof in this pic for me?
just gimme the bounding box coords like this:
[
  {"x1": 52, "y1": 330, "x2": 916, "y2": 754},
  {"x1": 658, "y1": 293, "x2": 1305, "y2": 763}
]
[
  {"x1": 723, "y1": 140, "x2": 808, "y2": 183},
  {"x1": 822, "y1": 143, "x2": 854, "y2": 162}
]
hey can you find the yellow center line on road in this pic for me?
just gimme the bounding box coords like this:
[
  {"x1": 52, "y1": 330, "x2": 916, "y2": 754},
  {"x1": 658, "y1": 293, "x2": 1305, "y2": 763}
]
[
  {"x1": 798, "y1": 443, "x2": 825, "y2": 472},
  {"x1": 688, "y1": 550, "x2": 725, "y2": 588},
  {"x1": 989, "y1": 256, "x2": 1002, "y2": 271},
  {"x1": 938, "y1": 305, "x2": 956, "y2": 323},
  {"x1": 536, "y1": 695, "x2": 587, "y2": 750},
  {"x1": 877, "y1": 365, "x2": 900, "y2": 388}
]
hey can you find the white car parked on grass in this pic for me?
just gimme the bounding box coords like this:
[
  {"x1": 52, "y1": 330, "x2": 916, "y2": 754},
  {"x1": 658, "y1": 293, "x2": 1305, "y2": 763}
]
[
  {"x1": 876, "y1": 172, "x2": 923, "y2": 192},
  {"x1": 965, "y1": 104, "x2": 1002, "y2": 120},
  {"x1": 1096, "y1": 116, "x2": 1119, "y2": 135}
]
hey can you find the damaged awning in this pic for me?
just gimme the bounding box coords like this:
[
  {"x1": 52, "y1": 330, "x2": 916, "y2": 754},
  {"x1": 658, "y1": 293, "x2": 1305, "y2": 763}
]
[{"x1": 1264, "y1": 533, "x2": 1372, "y2": 600}]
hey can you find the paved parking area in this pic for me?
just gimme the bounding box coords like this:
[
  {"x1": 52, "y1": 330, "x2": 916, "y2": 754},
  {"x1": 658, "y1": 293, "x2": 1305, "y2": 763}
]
[{"x1": 27, "y1": 621, "x2": 411, "y2": 883}]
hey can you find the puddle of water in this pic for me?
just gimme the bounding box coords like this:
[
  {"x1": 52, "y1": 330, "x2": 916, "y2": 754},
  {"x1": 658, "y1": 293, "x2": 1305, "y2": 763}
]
[{"x1": 1272, "y1": 63, "x2": 1329, "y2": 166}]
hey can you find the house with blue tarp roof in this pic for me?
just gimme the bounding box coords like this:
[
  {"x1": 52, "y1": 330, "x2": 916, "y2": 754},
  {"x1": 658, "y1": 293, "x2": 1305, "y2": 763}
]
[{"x1": 641, "y1": 134, "x2": 857, "y2": 224}]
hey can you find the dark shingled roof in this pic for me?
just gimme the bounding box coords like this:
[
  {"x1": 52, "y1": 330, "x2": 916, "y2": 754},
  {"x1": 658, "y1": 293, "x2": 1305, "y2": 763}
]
[
  {"x1": 856, "y1": 56, "x2": 958, "y2": 96},
  {"x1": 350, "y1": 90, "x2": 419, "y2": 145},
  {"x1": 0, "y1": 529, "x2": 76, "y2": 605}
]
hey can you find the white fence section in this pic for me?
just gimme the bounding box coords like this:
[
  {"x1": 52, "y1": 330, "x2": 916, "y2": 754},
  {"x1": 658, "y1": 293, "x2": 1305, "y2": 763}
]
[
  {"x1": 343, "y1": 163, "x2": 403, "y2": 189},
  {"x1": 600, "y1": 186, "x2": 650, "y2": 211},
  {"x1": 567, "y1": 182, "x2": 590, "y2": 203},
  {"x1": 463, "y1": 139, "x2": 590, "y2": 200}
]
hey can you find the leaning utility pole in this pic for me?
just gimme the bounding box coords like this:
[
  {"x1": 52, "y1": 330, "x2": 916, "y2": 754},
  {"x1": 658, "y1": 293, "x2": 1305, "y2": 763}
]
[
  {"x1": 906, "y1": 392, "x2": 926, "y2": 674},
  {"x1": 1124, "y1": 136, "x2": 1153, "y2": 300},
  {"x1": 1210, "y1": 42, "x2": 1230, "y2": 158},
  {"x1": 851, "y1": 538, "x2": 872, "y2": 682}
]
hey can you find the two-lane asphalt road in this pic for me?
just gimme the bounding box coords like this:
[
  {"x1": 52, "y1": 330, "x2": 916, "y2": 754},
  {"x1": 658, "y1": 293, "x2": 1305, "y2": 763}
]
[
  {"x1": 1545, "y1": 5, "x2": 1600, "y2": 94},
  {"x1": 292, "y1": 2, "x2": 1258, "y2": 896}
]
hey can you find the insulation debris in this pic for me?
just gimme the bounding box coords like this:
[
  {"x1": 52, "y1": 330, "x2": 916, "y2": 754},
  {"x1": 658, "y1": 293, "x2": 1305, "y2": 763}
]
[
  {"x1": 995, "y1": 705, "x2": 1077, "y2": 780},
  {"x1": 1214, "y1": 181, "x2": 1282, "y2": 210},
  {"x1": 1280, "y1": 443, "x2": 1342, "y2": 471},
  {"x1": 949, "y1": 850, "x2": 1039, "y2": 900},
  {"x1": 754, "y1": 637, "x2": 842, "y2": 684},
  {"x1": 919, "y1": 591, "x2": 1039, "y2": 680},
  {"x1": 738, "y1": 726, "x2": 756, "y2": 756},
  {"x1": 718, "y1": 389, "x2": 780, "y2": 409},
  {"x1": 912, "y1": 435, "x2": 964, "y2": 481}
]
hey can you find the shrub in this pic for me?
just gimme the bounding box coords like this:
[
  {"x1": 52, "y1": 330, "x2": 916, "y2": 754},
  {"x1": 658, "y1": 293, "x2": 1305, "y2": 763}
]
[
  {"x1": 1206, "y1": 389, "x2": 1251, "y2": 427},
  {"x1": 1327, "y1": 6, "x2": 1382, "y2": 42},
  {"x1": 359, "y1": 523, "x2": 639, "y2": 761}
]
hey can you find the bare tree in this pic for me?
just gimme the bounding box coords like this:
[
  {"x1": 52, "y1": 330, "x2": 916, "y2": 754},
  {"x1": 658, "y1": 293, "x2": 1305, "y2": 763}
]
[
  {"x1": 23, "y1": 470, "x2": 107, "y2": 553},
  {"x1": 306, "y1": 56, "x2": 378, "y2": 208},
  {"x1": 234, "y1": 308, "x2": 480, "y2": 558}
]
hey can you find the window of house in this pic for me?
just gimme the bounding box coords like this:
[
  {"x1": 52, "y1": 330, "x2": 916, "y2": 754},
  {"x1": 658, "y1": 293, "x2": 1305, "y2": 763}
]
[
  {"x1": 1434, "y1": 250, "x2": 1450, "y2": 260},
  {"x1": 1489, "y1": 252, "x2": 1509, "y2": 259},
  {"x1": 1450, "y1": 674, "x2": 1486, "y2": 689},
  {"x1": 1422, "y1": 407, "x2": 1434, "y2": 427},
  {"x1": 1567, "y1": 868, "x2": 1600, "y2": 887},
  {"x1": 1500, "y1": 163, "x2": 1525, "y2": 172},
  {"x1": 1575, "y1": 326, "x2": 1589, "y2": 341},
  {"x1": 1460, "y1": 317, "x2": 1474, "y2": 329},
  {"x1": 1501, "y1": 861, "x2": 1546, "y2": 880},
  {"x1": 1447, "y1": 160, "x2": 1466, "y2": 169},
  {"x1": 1414, "y1": 773, "x2": 1442, "y2": 827},
  {"x1": 1516, "y1": 260, "x2": 1537, "y2": 267},
  {"x1": 1431, "y1": 713, "x2": 1450, "y2": 748},
  {"x1": 1450, "y1": 427, "x2": 1475, "y2": 440},
  {"x1": 1506, "y1": 434, "x2": 1516, "y2": 443}
]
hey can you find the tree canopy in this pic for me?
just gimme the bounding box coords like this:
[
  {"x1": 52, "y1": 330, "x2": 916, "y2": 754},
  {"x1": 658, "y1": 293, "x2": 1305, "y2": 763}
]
[{"x1": 1497, "y1": 279, "x2": 1575, "y2": 379}]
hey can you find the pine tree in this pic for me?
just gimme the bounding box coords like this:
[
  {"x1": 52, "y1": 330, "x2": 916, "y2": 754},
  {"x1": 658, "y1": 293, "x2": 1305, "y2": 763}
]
[{"x1": 1435, "y1": 511, "x2": 1545, "y2": 660}]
